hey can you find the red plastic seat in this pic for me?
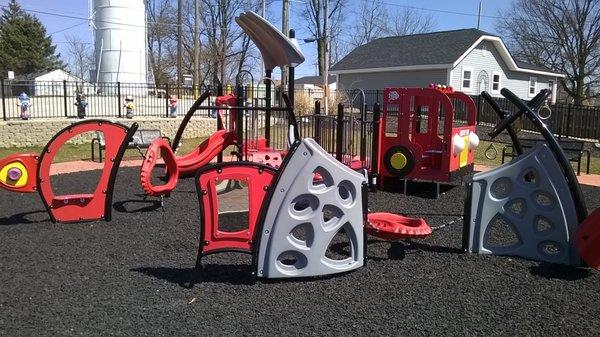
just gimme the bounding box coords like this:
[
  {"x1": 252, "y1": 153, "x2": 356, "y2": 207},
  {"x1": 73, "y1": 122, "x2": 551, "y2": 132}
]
[
  {"x1": 366, "y1": 212, "x2": 431, "y2": 240},
  {"x1": 140, "y1": 138, "x2": 179, "y2": 197}
]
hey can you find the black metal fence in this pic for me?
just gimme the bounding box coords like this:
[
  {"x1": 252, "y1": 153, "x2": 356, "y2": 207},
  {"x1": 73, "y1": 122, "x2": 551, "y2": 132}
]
[{"x1": 2, "y1": 80, "x2": 599, "y2": 141}]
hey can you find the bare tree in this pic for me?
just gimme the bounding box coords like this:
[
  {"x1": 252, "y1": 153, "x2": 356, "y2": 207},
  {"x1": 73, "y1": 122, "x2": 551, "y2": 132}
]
[
  {"x1": 497, "y1": 0, "x2": 600, "y2": 105},
  {"x1": 65, "y1": 34, "x2": 93, "y2": 82},
  {"x1": 301, "y1": 0, "x2": 346, "y2": 76},
  {"x1": 385, "y1": 7, "x2": 436, "y2": 36},
  {"x1": 348, "y1": 0, "x2": 388, "y2": 48},
  {"x1": 146, "y1": 0, "x2": 177, "y2": 84}
]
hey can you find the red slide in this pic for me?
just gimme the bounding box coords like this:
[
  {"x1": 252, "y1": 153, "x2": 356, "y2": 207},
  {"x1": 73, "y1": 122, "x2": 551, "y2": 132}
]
[{"x1": 177, "y1": 130, "x2": 236, "y2": 177}]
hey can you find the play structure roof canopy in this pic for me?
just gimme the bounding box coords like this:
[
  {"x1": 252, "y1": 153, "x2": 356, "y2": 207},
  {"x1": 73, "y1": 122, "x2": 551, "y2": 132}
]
[{"x1": 235, "y1": 11, "x2": 305, "y2": 70}]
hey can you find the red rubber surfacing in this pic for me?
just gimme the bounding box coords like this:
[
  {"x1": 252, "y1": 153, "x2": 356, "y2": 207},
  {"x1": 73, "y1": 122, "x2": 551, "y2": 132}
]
[{"x1": 366, "y1": 212, "x2": 432, "y2": 240}]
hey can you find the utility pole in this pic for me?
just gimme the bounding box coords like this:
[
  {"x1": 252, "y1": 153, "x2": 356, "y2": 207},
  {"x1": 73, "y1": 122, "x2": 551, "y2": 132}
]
[
  {"x1": 178, "y1": 0, "x2": 183, "y2": 86},
  {"x1": 476, "y1": 1, "x2": 482, "y2": 29},
  {"x1": 323, "y1": 0, "x2": 329, "y2": 115},
  {"x1": 194, "y1": 0, "x2": 200, "y2": 93},
  {"x1": 281, "y1": 0, "x2": 290, "y2": 89}
]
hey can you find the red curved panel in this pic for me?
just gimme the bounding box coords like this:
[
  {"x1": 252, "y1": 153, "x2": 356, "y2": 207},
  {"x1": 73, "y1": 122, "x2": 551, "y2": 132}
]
[
  {"x1": 196, "y1": 163, "x2": 276, "y2": 254},
  {"x1": 140, "y1": 138, "x2": 180, "y2": 197},
  {"x1": 37, "y1": 120, "x2": 138, "y2": 223},
  {"x1": 0, "y1": 153, "x2": 38, "y2": 193},
  {"x1": 177, "y1": 130, "x2": 236, "y2": 177},
  {"x1": 576, "y1": 208, "x2": 600, "y2": 269}
]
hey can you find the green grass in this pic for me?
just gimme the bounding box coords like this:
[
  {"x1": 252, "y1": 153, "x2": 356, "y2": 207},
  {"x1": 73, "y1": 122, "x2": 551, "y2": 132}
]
[
  {"x1": 0, "y1": 137, "x2": 208, "y2": 163},
  {"x1": 2, "y1": 136, "x2": 599, "y2": 175},
  {"x1": 474, "y1": 140, "x2": 600, "y2": 175}
]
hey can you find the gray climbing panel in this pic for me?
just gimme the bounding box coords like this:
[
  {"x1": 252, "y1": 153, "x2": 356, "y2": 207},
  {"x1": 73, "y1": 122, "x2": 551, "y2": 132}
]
[
  {"x1": 256, "y1": 138, "x2": 366, "y2": 278},
  {"x1": 466, "y1": 143, "x2": 580, "y2": 265}
]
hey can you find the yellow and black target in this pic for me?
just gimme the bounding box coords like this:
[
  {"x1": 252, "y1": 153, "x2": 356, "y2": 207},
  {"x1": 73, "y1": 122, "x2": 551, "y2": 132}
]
[{"x1": 383, "y1": 145, "x2": 415, "y2": 178}]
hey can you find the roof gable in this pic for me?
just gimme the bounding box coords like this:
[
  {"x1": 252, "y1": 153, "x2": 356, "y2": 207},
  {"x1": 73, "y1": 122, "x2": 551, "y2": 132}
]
[{"x1": 331, "y1": 29, "x2": 491, "y2": 71}]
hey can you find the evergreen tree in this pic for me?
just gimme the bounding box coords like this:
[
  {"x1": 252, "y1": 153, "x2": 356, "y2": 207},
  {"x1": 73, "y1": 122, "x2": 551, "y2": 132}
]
[{"x1": 0, "y1": 0, "x2": 63, "y2": 77}]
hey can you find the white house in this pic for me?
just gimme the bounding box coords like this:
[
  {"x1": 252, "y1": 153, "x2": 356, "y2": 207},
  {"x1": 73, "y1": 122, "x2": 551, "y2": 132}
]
[
  {"x1": 294, "y1": 75, "x2": 337, "y2": 91},
  {"x1": 14, "y1": 69, "x2": 93, "y2": 96},
  {"x1": 330, "y1": 29, "x2": 564, "y2": 104}
]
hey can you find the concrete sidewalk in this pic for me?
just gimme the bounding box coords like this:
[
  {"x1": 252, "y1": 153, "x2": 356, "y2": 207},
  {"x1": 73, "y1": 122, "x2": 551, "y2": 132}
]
[{"x1": 48, "y1": 160, "x2": 600, "y2": 187}]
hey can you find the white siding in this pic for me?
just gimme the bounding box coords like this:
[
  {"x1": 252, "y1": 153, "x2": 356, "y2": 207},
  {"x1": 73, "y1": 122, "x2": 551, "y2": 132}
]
[
  {"x1": 450, "y1": 41, "x2": 558, "y2": 101},
  {"x1": 337, "y1": 69, "x2": 448, "y2": 92}
]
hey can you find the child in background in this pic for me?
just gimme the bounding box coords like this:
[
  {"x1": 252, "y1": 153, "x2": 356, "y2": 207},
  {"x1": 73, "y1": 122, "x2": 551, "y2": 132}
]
[
  {"x1": 169, "y1": 95, "x2": 178, "y2": 118},
  {"x1": 75, "y1": 93, "x2": 88, "y2": 119},
  {"x1": 17, "y1": 92, "x2": 31, "y2": 120},
  {"x1": 124, "y1": 95, "x2": 135, "y2": 118}
]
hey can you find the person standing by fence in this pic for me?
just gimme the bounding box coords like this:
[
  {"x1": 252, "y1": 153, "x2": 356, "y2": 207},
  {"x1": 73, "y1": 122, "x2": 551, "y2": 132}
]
[
  {"x1": 75, "y1": 93, "x2": 88, "y2": 119},
  {"x1": 17, "y1": 92, "x2": 31, "y2": 120},
  {"x1": 123, "y1": 95, "x2": 135, "y2": 119},
  {"x1": 169, "y1": 95, "x2": 177, "y2": 118}
]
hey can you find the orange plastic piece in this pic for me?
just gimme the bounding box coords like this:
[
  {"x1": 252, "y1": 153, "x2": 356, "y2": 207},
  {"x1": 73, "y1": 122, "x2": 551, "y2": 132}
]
[
  {"x1": 576, "y1": 208, "x2": 600, "y2": 270},
  {"x1": 366, "y1": 212, "x2": 431, "y2": 240},
  {"x1": 140, "y1": 138, "x2": 180, "y2": 197}
]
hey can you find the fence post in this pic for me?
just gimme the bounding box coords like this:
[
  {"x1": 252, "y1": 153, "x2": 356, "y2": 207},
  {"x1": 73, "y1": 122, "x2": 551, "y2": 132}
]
[
  {"x1": 165, "y1": 83, "x2": 170, "y2": 117},
  {"x1": 1, "y1": 78, "x2": 6, "y2": 121},
  {"x1": 63, "y1": 80, "x2": 68, "y2": 117},
  {"x1": 335, "y1": 103, "x2": 344, "y2": 162},
  {"x1": 359, "y1": 102, "x2": 367, "y2": 163},
  {"x1": 476, "y1": 95, "x2": 482, "y2": 125},
  {"x1": 117, "y1": 82, "x2": 122, "y2": 118},
  {"x1": 370, "y1": 103, "x2": 380, "y2": 190},
  {"x1": 566, "y1": 103, "x2": 572, "y2": 138},
  {"x1": 314, "y1": 100, "x2": 321, "y2": 142}
]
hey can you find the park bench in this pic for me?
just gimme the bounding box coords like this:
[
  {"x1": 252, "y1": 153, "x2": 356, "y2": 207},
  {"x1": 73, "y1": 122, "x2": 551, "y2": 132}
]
[
  {"x1": 91, "y1": 129, "x2": 171, "y2": 162},
  {"x1": 501, "y1": 138, "x2": 590, "y2": 175}
]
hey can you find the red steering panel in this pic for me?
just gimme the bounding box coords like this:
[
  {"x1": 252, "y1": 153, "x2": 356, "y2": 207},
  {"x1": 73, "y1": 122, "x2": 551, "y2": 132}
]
[{"x1": 37, "y1": 120, "x2": 136, "y2": 223}]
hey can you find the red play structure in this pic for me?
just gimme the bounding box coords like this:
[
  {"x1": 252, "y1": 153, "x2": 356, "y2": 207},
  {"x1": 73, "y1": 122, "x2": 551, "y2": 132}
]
[
  {"x1": 378, "y1": 85, "x2": 479, "y2": 187},
  {"x1": 0, "y1": 120, "x2": 138, "y2": 223}
]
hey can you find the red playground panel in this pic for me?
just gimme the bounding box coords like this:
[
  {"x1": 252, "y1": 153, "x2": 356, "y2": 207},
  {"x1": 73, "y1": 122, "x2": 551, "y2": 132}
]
[
  {"x1": 37, "y1": 120, "x2": 138, "y2": 223},
  {"x1": 140, "y1": 138, "x2": 180, "y2": 197},
  {"x1": 196, "y1": 163, "x2": 276, "y2": 255},
  {"x1": 366, "y1": 212, "x2": 431, "y2": 240},
  {"x1": 378, "y1": 86, "x2": 478, "y2": 185},
  {"x1": 576, "y1": 208, "x2": 600, "y2": 270}
]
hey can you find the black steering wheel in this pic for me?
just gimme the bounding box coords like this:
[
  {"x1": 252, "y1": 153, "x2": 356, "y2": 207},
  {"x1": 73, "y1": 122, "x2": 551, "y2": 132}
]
[{"x1": 488, "y1": 89, "x2": 551, "y2": 139}]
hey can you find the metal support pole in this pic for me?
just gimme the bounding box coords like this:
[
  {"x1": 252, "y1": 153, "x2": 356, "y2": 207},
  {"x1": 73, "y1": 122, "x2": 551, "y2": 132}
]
[
  {"x1": 359, "y1": 102, "x2": 367, "y2": 163},
  {"x1": 265, "y1": 69, "x2": 272, "y2": 147},
  {"x1": 476, "y1": 95, "x2": 482, "y2": 125},
  {"x1": 236, "y1": 85, "x2": 244, "y2": 161},
  {"x1": 314, "y1": 100, "x2": 321, "y2": 142},
  {"x1": 566, "y1": 103, "x2": 572, "y2": 138},
  {"x1": 165, "y1": 83, "x2": 170, "y2": 117},
  {"x1": 117, "y1": 82, "x2": 122, "y2": 118},
  {"x1": 288, "y1": 30, "x2": 296, "y2": 108},
  {"x1": 1, "y1": 79, "x2": 6, "y2": 121},
  {"x1": 370, "y1": 103, "x2": 380, "y2": 190},
  {"x1": 335, "y1": 103, "x2": 344, "y2": 161},
  {"x1": 63, "y1": 80, "x2": 68, "y2": 117}
]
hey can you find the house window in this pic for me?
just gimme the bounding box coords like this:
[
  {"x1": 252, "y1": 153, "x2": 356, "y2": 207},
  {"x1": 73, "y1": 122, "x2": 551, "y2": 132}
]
[
  {"x1": 492, "y1": 72, "x2": 501, "y2": 92},
  {"x1": 462, "y1": 67, "x2": 473, "y2": 91},
  {"x1": 529, "y1": 77, "x2": 537, "y2": 97}
]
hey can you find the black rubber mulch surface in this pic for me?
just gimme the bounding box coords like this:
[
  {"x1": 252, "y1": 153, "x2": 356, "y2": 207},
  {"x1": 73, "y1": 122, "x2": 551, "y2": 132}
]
[{"x1": 1, "y1": 167, "x2": 600, "y2": 336}]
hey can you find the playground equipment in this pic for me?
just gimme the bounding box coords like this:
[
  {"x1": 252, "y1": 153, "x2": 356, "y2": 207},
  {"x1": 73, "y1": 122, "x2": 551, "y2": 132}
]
[
  {"x1": 0, "y1": 120, "x2": 138, "y2": 223},
  {"x1": 463, "y1": 87, "x2": 598, "y2": 267},
  {"x1": 193, "y1": 103, "x2": 368, "y2": 279},
  {"x1": 378, "y1": 85, "x2": 479, "y2": 195}
]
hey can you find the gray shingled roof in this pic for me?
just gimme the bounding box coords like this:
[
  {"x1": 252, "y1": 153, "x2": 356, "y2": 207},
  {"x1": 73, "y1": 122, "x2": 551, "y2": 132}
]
[
  {"x1": 295, "y1": 75, "x2": 336, "y2": 85},
  {"x1": 331, "y1": 29, "x2": 493, "y2": 71}
]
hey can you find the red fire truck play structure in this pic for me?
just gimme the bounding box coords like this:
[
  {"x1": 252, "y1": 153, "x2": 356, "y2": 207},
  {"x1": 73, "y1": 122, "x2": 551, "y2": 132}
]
[{"x1": 377, "y1": 85, "x2": 479, "y2": 189}]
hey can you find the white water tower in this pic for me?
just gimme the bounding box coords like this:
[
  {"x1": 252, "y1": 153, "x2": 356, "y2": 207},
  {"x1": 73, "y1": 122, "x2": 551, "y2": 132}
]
[{"x1": 91, "y1": 0, "x2": 147, "y2": 84}]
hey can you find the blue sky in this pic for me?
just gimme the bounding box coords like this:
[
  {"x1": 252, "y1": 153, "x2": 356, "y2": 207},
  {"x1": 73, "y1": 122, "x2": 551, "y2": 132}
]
[{"x1": 0, "y1": 0, "x2": 511, "y2": 79}]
